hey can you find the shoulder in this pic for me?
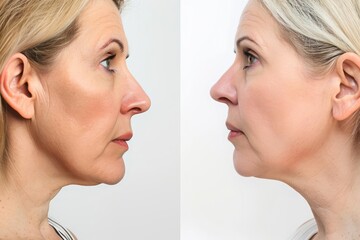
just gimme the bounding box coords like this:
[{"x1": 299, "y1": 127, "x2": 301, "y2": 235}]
[
  {"x1": 289, "y1": 219, "x2": 318, "y2": 240},
  {"x1": 48, "y1": 218, "x2": 77, "y2": 240}
]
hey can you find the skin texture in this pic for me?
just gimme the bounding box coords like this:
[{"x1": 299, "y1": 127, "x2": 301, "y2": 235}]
[
  {"x1": 0, "y1": 0, "x2": 150, "y2": 239},
  {"x1": 211, "y1": 0, "x2": 360, "y2": 239},
  {"x1": 211, "y1": 0, "x2": 338, "y2": 180},
  {"x1": 29, "y1": 0, "x2": 150, "y2": 186}
]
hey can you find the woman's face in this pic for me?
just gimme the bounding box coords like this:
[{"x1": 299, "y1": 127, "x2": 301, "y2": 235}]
[
  {"x1": 33, "y1": 0, "x2": 150, "y2": 185},
  {"x1": 211, "y1": 0, "x2": 335, "y2": 180}
]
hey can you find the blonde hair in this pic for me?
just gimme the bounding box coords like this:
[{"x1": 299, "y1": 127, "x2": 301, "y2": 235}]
[
  {"x1": 0, "y1": 0, "x2": 123, "y2": 164},
  {"x1": 259, "y1": 0, "x2": 360, "y2": 140}
]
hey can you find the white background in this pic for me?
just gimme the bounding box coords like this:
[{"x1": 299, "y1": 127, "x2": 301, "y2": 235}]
[
  {"x1": 50, "y1": 0, "x2": 180, "y2": 239},
  {"x1": 181, "y1": 0, "x2": 313, "y2": 240}
]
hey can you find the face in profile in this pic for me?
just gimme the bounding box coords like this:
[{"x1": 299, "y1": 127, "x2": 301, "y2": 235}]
[
  {"x1": 211, "y1": 0, "x2": 335, "y2": 180},
  {"x1": 32, "y1": 0, "x2": 150, "y2": 185}
]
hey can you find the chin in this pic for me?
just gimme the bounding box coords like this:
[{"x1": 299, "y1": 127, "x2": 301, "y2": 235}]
[
  {"x1": 103, "y1": 170, "x2": 126, "y2": 185},
  {"x1": 78, "y1": 158, "x2": 126, "y2": 186},
  {"x1": 100, "y1": 160, "x2": 126, "y2": 185},
  {"x1": 233, "y1": 151, "x2": 258, "y2": 177},
  {"x1": 234, "y1": 164, "x2": 254, "y2": 177}
]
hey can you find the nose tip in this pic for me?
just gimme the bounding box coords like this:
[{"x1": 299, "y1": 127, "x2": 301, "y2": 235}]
[
  {"x1": 210, "y1": 83, "x2": 220, "y2": 102},
  {"x1": 210, "y1": 76, "x2": 231, "y2": 104},
  {"x1": 120, "y1": 71, "x2": 151, "y2": 115},
  {"x1": 210, "y1": 67, "x2": 238, "y2": 105},
  {"x1": 124, "y1": 87, "x2": 151, "y2": 115},
  {"x1": 137, "y1": 93, "x2": 151, "y2": 114}
]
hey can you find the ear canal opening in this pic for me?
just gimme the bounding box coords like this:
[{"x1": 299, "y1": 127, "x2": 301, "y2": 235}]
[
  {"x1": 10, "y1": 62, "x2": 32, "y2": 98},
  {"x1": 347, "y1": 72, "x2": 358, "y2": 89},
  {"x1": 336, "y1": 72, "x2": 358, "y2": 98},
  {"x1": 22, "y1": 83, "x2": 32, "y2": 98}
]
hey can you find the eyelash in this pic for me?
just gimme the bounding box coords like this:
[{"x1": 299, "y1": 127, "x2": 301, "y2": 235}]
[
  {"x1": 100, "y1": 54, "x2": 116, "y2": 73},
  {"x1": 242, "y1": 49, "x2": 258, "y2": 70}
]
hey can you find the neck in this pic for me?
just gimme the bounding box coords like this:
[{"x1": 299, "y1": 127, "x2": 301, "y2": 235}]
[
  {"x1": 283, "y1": 140, "x2": 360, "y2": 239},
  {"x1": 0, "y1": 165, "x2": 62, "y2": 239},
  {"x1": 0, "y1": 118, "x2": 68, "y2": 239}
]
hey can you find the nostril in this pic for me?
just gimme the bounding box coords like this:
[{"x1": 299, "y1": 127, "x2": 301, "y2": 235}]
[
  {"x1": 131, "y1": 107, "x2": 143, "y2": 114},
  {"x1": 217, "y1": 97, "x2": 231, "y2": 104}
]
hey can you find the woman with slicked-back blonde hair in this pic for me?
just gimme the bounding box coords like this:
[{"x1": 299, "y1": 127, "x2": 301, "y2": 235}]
[
  {"x1": 0, "y1": 0, "x2": 150, "y2": 239},
  {"x1": 211, "y1": 0, "x2": 360, "y2": 239}
]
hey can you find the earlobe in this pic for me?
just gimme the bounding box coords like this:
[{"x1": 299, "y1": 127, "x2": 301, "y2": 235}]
[{"x1": 0, "y1": 53, "x2": 36, "y2": 119}]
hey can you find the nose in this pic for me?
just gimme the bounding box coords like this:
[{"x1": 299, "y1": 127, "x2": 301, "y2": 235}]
[
  {"x1": 210, "y1": 65, "x2": 238, "y2": 105},
  {"x1": 120, "y1": 73, "x2": 151, "y2": 115}
]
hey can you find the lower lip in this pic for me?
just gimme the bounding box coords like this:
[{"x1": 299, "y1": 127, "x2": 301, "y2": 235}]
[
  {"x1": 112, "y1": 140, "x2": 129, "y2": 149},
  {"x1": 228, "y1": 130, "x2": 244, "y2": 139}
]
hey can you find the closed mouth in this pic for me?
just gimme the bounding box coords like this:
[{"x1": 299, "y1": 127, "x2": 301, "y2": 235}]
[
  {"x1": 113, "y1": 132, "x2": 133, "y2": 142},
  {"x1": 226, "y1": 122, "x2": 243, "y2": 133},
  {"x1": 112, "y1": 132, "x2": 133, "y2": 148}
]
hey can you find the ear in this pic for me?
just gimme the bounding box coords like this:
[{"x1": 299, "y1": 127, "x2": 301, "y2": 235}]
[
  {"x1": 0, "y1": 53, "x2": 37, "y2": 119},
  {"x1": 332, "y1": 52, "x2": 360, "y2": 121}
]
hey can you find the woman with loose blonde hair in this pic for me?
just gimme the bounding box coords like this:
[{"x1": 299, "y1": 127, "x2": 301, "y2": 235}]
[
  {"x1": 0, "y1": 0, "x2": 150, "y2": 239},
  {"x1": 211, "y1": 0, "x2": 360, "y2": 239}
]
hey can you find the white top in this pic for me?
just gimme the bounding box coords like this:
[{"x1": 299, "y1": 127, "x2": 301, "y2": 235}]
[
  {"x1": 48, "y1": 218, "x2": 75, "y2": 240},
  {"x1": 289, "y1": 219, "x2": 318, "y2": 240}
]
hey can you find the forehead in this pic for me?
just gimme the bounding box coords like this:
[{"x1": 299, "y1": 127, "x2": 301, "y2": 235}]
[
  {"x1": 76, "y1": 0, "x2": 127, "y2": 49},
  {"x1": 236, "y1": 0, "x2": 283, "y2": 49}
]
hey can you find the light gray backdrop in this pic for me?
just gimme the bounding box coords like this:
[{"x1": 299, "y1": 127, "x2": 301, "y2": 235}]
[{"x1": 50, "y1": 0, "x2": 180, "y2": 239}]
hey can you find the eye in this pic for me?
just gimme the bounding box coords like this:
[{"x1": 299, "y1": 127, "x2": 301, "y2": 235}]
[
  {"x1": 243, "y1": 50, "x2": 258, "y2": 70},
  {"x1": 100, "y1": 54, "x2": 116, "y2": 73}
]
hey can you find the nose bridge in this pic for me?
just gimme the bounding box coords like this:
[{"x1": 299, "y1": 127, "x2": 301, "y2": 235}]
[
  {"x1": 120, "y1": 71, "x2": 151, "y2": 115},
  {"x1": 210, "y1": 64, "x2": 238, "y2": 105}
]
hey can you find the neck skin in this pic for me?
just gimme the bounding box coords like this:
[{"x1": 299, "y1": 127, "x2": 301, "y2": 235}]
[
  {"x1": 281, "y1": 129, "x2": 360, "y2": 240},
  {"x1": 0, "y1": 114, "x2": 69, "y2": 240}
]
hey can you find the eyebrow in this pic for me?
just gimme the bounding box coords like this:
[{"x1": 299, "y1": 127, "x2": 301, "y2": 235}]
[
  {"x1": 235, "y1": 36, "x2": 260, "y2": 52},
  {"x1": 100, "y1": 38, "x2": 130, "y2": 59}
]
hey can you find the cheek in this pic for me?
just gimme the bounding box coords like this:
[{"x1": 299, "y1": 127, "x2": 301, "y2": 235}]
[
  {"x1": 41, "y1": 88, "x2": 118, "y2": 143},
  {"x1": 50, "y1": 78, "x2": 121, "y2": 150},
  {"x1": 34, "y1": 73, "x2": 124, "y2": 183},
  {"x1": 237, "y1": 77, "x2": 332, "y2": 176},
  {"x1": 240, "y1": 82, "x2": 289, "y2": 150},
  {"x1": 62, "y1": 94, "x2": 119, "y2": 131},
  {"x1": 55, "y1": 75, "x2": 119, "y2": 127}
]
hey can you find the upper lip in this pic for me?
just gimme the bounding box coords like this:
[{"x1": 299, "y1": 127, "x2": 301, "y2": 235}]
[
  {"x1": 113, "y1": 132, "x2": 133, "y2": 141},
  {"x1": 226, "y1": 122, "x2": 242, "y2": 132}
]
